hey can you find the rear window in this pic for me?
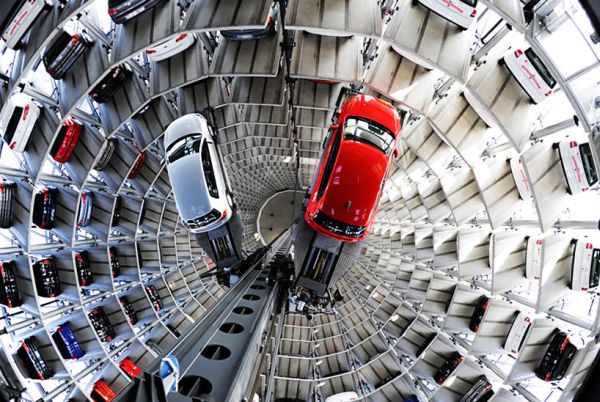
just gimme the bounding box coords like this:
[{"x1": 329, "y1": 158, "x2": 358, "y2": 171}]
[
  {"x1": 524, "y1": 48, "x2": 557, "y2": 88},
  {"x1": 579, "y1": 143, "x2": 598, "y2": 186},
  {"x1": 167, "y1": 136, "x2": 201, "y2": 164},
  {"x1": 4, "y1": 105, "x2": 22, "y2": 144}
]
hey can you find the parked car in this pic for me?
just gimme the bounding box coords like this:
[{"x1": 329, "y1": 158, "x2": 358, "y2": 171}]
[
  {"x1": 535, "y1": 330, "x2": 577, "y2": 382},
  {"x1": 91, "y1": 379, "x2": 116, "y2": 402},
  {"x1": 43, "y1": 30, "x2": 92, "y2": 80},
  {"x1": 112, "y1": 195, "x2": 121, "y2": 226},
  {"x1": 51, "y1": 117, "x2": 82, "y2": 164},
  {"x1": 0, "y1": 260, "x2": 21, "y2": 308},
  {"x1": 52, "y1": 322, "x2": 84, "y2": 360},
  {"x1": 0, "y1": 182, "x2": 16, "y2": 228},
  {"x1": 504, "y1": 311, "x2": 532, "y2": 354},
  {"x1": 525, "y1": 236, "x2": 544, "y2": 280},
  {"x1": 119, "y1": 296, "x2": 138, "y2": 325},
  {"x1": 75, "y1": 250, "x2": 93, "y2": 287},
  {"x1": 570, "y1": 239, "x2": 600, "y2": 291},
  {"x1": 119, "y1": 357, "x2": 141, "y2": 378},
  {"x1": 413, "y1": 0, "x2": 477, "y2": 30},
  {"x1": 108, "y1": 0, "x2": 166, "y2": 24},
  {"x1": 109, "y1": 247, "x2": 120, "y2": 278},
  {"x1": 164, "y1": 114, "x2": 233, "y2": 233},
  {"x1": 305, "y1": 94, "x2": 401, "y2": 242},
  {"x1": 500, "y1": 48, "x2": 557, "y2": 104},
  {"x1": 32, "y1": 187, "x2": 58, "y2": 230},
  {"x1": 89, "y1": 65, "x2": 132, "y2": 103},
  {"x1": 33, "y1": 256, "x2": 61, "y2": 298},
  {"x1": 1, "y1": 0, "x2": 53, "y2": 49},
  {"x1": 128, "y1": 150, "x2": 146, "y2": 179},
  {"x1": 0, "y1": 92, "x2": 41, "y2": 153},
  {"x1": 459, "y1": 376, "x2": 494, "y2": 402},
  {"x1": 469, "y1": 296, "x2": 490, "y2": 333},
  {"x1": 145, "y1": 33, "x2": 195, "y2": 62},
  {"x1": 555, "y1": 140, "x2": 598, "y2": 194},
  {"x1": 77, "y1": 190, "x2": 93, "y2": 227},
  {"x1": 509, "y1": 156, "x2": 532, "y2": 200},
  {"x1": 221, "y1": 4, "x2": 277, "y2": 41},
  {"x1": 89, "y1": 307, "x2": 115, "y2": 343},
  {"x1": 145, "y1": 285, "x2": 162, "y2": 311},
  {"x1": 324, "y1": 392, "x2": 359, "y2": 402},
  {"x1": 94, "y1": 138, "x2": 118, "y2": 171},
  {"x1": 16, "y1": 337, "x2": 53, "y2": 380},
  {"x1": 434, "y1": 352, "x2": 464, "y2": 384}
]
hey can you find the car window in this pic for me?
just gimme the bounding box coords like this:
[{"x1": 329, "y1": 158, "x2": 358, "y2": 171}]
[
  {"x1": 167, "y1": 136, "x2": 201, "y2": 164},
  {"x1": 524, "y1": 48, "x2": 557, "y2": 88},
  {"x1": 316, "y1": 127, "x2": 342, "y2": 200},
  {"x1": 201, "y1": 141, "x2": 219, "y2": 198},
  {"x1": 459, "y1": 0, "x2": 477, "y2": 6},
  {"x1": 579, "y1": 143, "x2": 598, "y2": 186},
  {"x1": 4, "y1": 105, "x2": 22, "y2": 144},
  {"x1": 343, "y1": 117, "x2": 395, "y2": 155}
]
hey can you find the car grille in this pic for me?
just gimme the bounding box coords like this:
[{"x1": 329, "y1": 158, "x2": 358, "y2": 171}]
[{"x1": 313, "y1": 210, "x2": 366, "y2": 238}]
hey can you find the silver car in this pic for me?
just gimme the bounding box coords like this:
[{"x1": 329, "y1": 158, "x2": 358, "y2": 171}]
[{"x1": 164, "y1": 113, "x2": 232, "y2": 233}]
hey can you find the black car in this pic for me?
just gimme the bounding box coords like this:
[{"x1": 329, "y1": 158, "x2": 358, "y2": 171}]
[
  {"x1": 469, "y1": 296, "x2": 490, "y2": 333},
  {"x1": 89, "y1": 307, "x2": 116, "y2": 343},
  {"x1": 119, "y1": 296, "x2": 138, "y2": 325},
  {"x1": 220, "y1": 5, "x2": 277, "y2": 41},
  {"x1": 145, "y1": 285, "x2": 163, "y2": 311},
  {"x1": 33, "y1": 257, "x2": 61, "y2": 298},
  {"x1": 90, "y1": 65, "x2": 132, "y2": 104},
  {"x1": 166, "y1": 324, "x2": 180, "y2": 337},
  {"x1": 43, "y1": 31, "x2": 92, "y2": 80},
  {"x1": 32, "y1": 187, "x2": 58, "y2": 230},
  {"x1": 109, "y1": 247, "x2": 120, "y2": 278},
  {"x1": 112, "y1": 195, "x2": 121, "y2": 226},
  {"x1": 17, "y1": 337, "x2": 54, "y2": 380},
  {"x1": 107, "y1": 0, "x2": 166, "y2": 24},
  {"x1": 0, "y1": 182, "x2": 15, "y2": 228},
  {"x1": 434, "y1": 352, "x2": 464, "y2": 384},
  {"x1": 75, "y1": 251, "x2": 93, "y2": 287},
  {"x1": 535, "y1": 330, "x2": 577, "y2": 382},
  {"x1": 0, "y1": 261, "x2": 21, "y2": 308},
  {"x1": 459, "y1": 376, "x2": 494, "y2": 402}
]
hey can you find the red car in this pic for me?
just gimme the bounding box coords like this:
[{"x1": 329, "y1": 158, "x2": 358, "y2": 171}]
[
  {"x1": 128, "y1": 150, "x2": 146, "y2": 179},
  {"x1": 51, "y1": 117, "x2": 82, "y2": 164},
  {"x1": 91, "y1": 379, "x2": 116, "y2": 402},
  {"x1": 119, "y1": 357, "x2": 141, "y2": 378},
  {"x1": 304, "y1": 94, "x2": 401, "y2": 242}
]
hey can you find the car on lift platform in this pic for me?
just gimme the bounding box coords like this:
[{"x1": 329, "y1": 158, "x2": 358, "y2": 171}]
[
  {"x1": 459, "y1": 376, "x2": 494, "y2": 402},
  {"x1": 413, "y1": 0, "x2": 478, "y2": 30},
  {"x1": 304, "y1": 94, "x2": 401, "y2": 242},
  {"x1": 434, "y1": 352, "x2": 464, "y2": 384},
  {"x1": 108, "y1": 0, "x2": 166, "y2": 24},
  {"x1": 469, "y1": 295, "x2": 490, "y2": 333},
  {"x1": 43, "y1": 30, "x2": 92, "y2": 80},
  {"x1": 89, "y1": 65, "x2": 132, "y2": 104},
  {"x1": 145, "y1": 33, "x2": 195, "y2": 62},
  {"x1": 220, "y1": 4, "x2": 278, "y2": 41},
  {"x1": 570, "y1": 239, "x2": 600, "y2": 291},
  {"x1": 504, "y1": 311, "x2": 532, "y2": 354},
  {"x1": 1, "y1": 0, "x2": 53, "y2": 49},
  {"x1": 535, "y1": 330, "x2": 577, "y2": 382},
  {"x1": 0, "y1": 92, "x2": 41, "y2": 153},
  {"x1": 555, "y1": 140, "x2": 598, "y2": 194},
  {"x1": 164, "y1": 113, "x2": 233, "y2": 233},
  {"x1": 324, "y1": 391, "x2": 359, "y2": 402},
  {"x1": 500, "y1": 47, "x2": 557, "y2": 104}
]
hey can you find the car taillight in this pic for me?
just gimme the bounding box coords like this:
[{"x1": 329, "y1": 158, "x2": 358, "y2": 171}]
[
  {"x1": 70, "y1": 34, "x2": 79, "y2": 45},
  {"x1": 570, "y1": 141, "x2": 578, "y2": 148},
  {"x1": 220, "y1": 210, "x2": 228, "y2": 220},
  {"x1": 108, "y1": 9, "x2": 118, "y2": 15},
  {"x1": 514, "y1": 49, "x2": 523, "y2": 57},
  {"x1": 471, "y1": 9, "x2": 477, "y2": 17},
  {"x1": 22, "y1": 104, "x2": 29, "y2": 120},
  {"x1": 586, "y1": 242, "x2": 593, "y2": 249},
  {"x1": 536, "y1": 239, "x2": 543, "y2": 245},
  {"x1": 175, "y1": 34, "x2": 188, "y2": 42},
  {"x1": 146, "y1": 49, "x2": 156, "y2": 54},
  {"x1": 545, "y1": 90, "x2": 552, "y2": 96}
]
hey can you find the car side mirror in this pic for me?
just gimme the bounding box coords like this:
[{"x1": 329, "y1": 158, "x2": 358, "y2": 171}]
[{"x1": 329, "y1": 123, "x2": 339, "y2": 131}]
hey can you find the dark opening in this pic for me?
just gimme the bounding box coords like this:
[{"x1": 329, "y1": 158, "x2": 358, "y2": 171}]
[
  {"x1": 233, "y1": 306, "x2": 254, "y2": 315},
  {"x1": 200, "y1": 344, "x2": 231, "y2": 360},
  {"x1": 178, "y1": 375, "x2": 213, "y2": 397},
  {"x1": 219, "y1": 323, "x2": 244, "y2": 334}
]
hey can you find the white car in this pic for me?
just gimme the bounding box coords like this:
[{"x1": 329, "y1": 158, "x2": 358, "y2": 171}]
[
  {"x1": 504, "y1": 311, "x2": 532, "y2": 354},
  {"x1": 501, "y1": 48, "x2": 557, "y2": 104},
  {"x1": 325, "y1": 392, "x2": 359, "y2": 402},
  {"x1": 414, "y1": 0, "x2": 478, "y2": 30},
  {"x1": 570, "y1": 239, "x2": 600, "y2": 291},
  {"x1": 145, "y1": 33, "x2": 195, "y2": 62},
  {"x1": 0, "y1": 92, "x2": 40, "y2": 153},
  {"x1": 556, "y1": 140, "x2": 598, "y2": 194},
  {"x1": 164, "y1": 114, "x2": 232, "y2": 233},
  {"x1": 510, "y1": 156, "x2": 532, "y2": 200},
  {"x1": 525, "y1": 236, "x2": 543, "y2": 280},
  {"x1": 1, "y1": 0, "x2": 52, "y2": 49}
]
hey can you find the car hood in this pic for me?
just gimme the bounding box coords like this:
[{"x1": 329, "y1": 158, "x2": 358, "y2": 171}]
[
  {"x1": 318, "y1": 141, "x2": 388, "y2": 226},
  {"x1": 168, "y1": 155, "x2": 212, "y2": 221}
]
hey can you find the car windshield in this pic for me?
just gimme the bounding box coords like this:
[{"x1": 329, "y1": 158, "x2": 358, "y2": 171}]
[
  {"x1": 167, "y1": 136, "x2": 201, "y2": 164},
  {"x1": 458, "y1": 0, "x2": 477, "y2": 6},
  {"x1": 524, "y1": 48, "x2": 557, "y2": 88},
  {"x1": 343, "y1": 117, "x2": 395, "y2": 155},
  {"x1": 579, "y1": 143, "x2": 598, "y2": 186}
]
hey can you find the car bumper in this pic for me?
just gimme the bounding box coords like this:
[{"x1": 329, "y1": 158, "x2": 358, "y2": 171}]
[
  {"x1": 147, "y1": 35, "x2": 195, "y2": 62},
  {"x1": 304, "y1": 213, "x2": 366, "y2": 243},
  {"x1": 110, "y1": 0, "x2": 165, "y2": 24}
]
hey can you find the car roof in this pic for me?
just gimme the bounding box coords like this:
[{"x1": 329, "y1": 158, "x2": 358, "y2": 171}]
[{"x1": 338, "y1": 94, "x2": 401, "y2": 136}]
